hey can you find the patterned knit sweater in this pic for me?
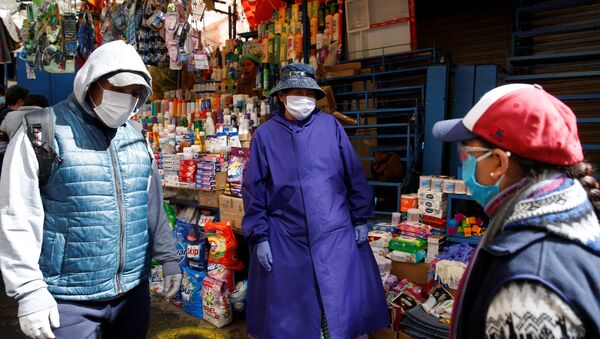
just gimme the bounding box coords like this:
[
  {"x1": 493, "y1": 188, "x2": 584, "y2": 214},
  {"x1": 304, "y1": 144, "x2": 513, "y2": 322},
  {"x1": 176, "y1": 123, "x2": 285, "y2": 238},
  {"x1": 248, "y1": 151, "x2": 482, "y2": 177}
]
[{"x1": 484, "y1": 173, "x2": 599, "y2": 339}]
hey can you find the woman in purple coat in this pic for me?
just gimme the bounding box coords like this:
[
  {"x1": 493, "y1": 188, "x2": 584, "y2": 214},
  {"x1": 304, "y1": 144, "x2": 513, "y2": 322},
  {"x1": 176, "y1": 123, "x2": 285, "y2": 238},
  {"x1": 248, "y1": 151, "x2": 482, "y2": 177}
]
[{"x1": 241, "y1": 63, "x2": 389, "y2": 339}]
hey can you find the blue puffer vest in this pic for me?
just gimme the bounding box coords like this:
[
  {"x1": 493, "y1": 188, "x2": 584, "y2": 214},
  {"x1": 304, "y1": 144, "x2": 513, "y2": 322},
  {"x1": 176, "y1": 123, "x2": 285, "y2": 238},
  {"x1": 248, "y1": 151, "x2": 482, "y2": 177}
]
[{"x1": 39, "y1": 95, "x2": 152, "y2": 301}]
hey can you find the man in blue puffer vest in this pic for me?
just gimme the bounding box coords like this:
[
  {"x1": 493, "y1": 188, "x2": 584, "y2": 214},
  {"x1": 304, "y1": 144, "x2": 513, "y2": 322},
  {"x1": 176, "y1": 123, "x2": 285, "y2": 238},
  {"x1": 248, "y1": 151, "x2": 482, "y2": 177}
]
[{"x1": 0, "y1": 40, "x2": 181, "y2": 339}]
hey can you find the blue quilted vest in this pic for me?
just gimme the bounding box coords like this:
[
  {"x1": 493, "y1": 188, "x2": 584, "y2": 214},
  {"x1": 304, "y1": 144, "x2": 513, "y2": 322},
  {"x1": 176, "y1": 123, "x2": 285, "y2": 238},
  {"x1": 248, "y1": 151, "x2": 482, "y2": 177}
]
[
  {"x1": 455, "y1": 228, "x2": 600, "y2": 338},
  {"x1": 39, "y1": 95, "x2": 152, "y2": 301}
]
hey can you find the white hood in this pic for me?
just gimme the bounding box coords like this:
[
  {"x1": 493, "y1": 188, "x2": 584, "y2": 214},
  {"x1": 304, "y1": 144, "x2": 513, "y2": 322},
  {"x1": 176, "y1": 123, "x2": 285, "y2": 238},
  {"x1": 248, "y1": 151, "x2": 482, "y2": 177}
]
[{"x1": 73, "y1": 40, "x2": 152, "y2": 114}]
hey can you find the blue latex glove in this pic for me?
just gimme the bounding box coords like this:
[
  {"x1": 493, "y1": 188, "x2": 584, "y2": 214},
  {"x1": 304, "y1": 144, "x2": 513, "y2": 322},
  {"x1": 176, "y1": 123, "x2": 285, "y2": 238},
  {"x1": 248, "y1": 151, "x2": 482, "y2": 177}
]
[
  {"x1": 355, "y1": 224, "x2": 368, "y2": 245},
  {"x1": 256, "y1": 241, "x2": 273, "y2": 272}
]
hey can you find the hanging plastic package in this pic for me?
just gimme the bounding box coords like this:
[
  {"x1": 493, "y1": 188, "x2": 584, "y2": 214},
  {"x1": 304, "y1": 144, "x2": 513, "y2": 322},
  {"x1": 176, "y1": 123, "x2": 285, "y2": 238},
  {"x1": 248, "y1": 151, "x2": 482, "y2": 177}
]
[
  {"x1": 181, "y1": 266, "x2": 207, "y2": 318},
  {"x1": 63, "y1": 14, "x2": 78, "y2": 57},
  {"x1": 147, "y1": 8, "x2": 166, "y2": 31},
  {"x1": 111, "y1": 2, "x2": 127, "y2": 32},
  {"x1": 125, "y1": 1, "x2": 143, "y2": 45}
]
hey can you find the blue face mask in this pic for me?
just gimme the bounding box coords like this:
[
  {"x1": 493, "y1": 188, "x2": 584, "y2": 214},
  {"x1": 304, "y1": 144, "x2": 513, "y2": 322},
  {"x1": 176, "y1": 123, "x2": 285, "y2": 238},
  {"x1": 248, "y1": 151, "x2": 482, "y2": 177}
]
[
  {"x1": 0, "y1": 96, "x2": 4, "y2": 106},
  {"x1": 462, "y1": 153, "x2": 503, "y2": 207}
]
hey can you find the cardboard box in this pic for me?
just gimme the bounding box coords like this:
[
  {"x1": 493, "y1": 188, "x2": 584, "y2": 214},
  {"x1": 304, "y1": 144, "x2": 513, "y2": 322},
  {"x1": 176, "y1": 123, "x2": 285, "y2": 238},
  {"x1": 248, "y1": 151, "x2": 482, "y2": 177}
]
[
  {"x1": 215, "y1": 172, "x2": 226, "y2": 190},
  {"x1": 322, "y1": 62, "x2": 362, "y2": 72},
  {"x1": 419, "y1": 206, "x2": 447, "y2": 219},
  {"x1": 427, "y1": 235, "x2": 446, "y2": 244},
  {"x1": 220, "y1": 211, "x2": 244, "y2": 229},
  {"x1": 369, "y1": 328, "x2": 398, "y2": 339},
  {"x1": 418, "y1": 197, "x2": 447, "y2": 210},
  {"x1": 219, "y1": 194, "x2": 245, "y2": 213},
  {"x1": 390, "y1": 261, "x2": 431, "y2": 285},
  {"x1": 316, "y1": 85, "x2": 337, "y2": 113},
  {"x1": 417, "y1": 189, "x2": 446, "y2": 201},
  {"x1": 198, "y1": 189, "x2": 223, "y2": 208},
  {"x1": 218, "y1": 195, "x2": 245, "y2": 229}
]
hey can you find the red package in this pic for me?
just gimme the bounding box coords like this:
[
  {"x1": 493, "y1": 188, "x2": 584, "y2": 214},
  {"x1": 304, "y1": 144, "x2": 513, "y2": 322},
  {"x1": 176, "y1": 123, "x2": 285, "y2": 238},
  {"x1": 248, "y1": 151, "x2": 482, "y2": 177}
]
[{"x1": 204, "y1": 221, "x2": 244, "y2": 270}]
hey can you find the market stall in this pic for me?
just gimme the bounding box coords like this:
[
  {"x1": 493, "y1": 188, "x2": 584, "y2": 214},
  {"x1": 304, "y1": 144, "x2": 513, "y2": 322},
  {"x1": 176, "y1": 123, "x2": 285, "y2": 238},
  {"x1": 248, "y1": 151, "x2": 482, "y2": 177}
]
[{"x1": 9, "y1": 0, "x2": 478, "y2": 337}]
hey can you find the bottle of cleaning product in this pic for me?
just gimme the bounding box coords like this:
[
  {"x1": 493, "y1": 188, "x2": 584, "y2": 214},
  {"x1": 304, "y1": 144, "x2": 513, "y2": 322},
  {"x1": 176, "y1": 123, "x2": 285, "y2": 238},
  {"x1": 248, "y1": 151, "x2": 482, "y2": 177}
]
[
  {"x1": 332, "y1": 1, "x2": 340, "y2": 44},
  {"x1": 205, "y1": 114, "x2": 216, "y2": 136},
  {"x1": 310, "y1": 12, "x2": 318, "y2": 45}
]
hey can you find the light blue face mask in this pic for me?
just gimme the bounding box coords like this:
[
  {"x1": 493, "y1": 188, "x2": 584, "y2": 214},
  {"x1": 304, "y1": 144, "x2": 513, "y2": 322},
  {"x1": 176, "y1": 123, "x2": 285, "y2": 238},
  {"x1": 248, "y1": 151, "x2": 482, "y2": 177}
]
[
  {"x1": 461, "y1": 152, "x2": 505, "y2": 208},
  {"x1": 0, "y1": 96, "x2": 5, "y2": 106}
]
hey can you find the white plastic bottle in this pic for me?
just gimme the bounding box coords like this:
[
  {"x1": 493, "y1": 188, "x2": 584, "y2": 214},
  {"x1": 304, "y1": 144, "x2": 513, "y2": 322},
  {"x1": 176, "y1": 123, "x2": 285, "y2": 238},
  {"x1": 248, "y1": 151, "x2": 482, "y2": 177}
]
[{"x1": 205, "y1": 114, "x2": 216, "y2": 136}]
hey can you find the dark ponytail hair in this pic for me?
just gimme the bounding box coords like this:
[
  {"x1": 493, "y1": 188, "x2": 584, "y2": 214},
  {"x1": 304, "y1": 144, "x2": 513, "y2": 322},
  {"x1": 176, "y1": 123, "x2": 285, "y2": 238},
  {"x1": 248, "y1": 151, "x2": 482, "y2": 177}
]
[
  {"x1": 559, "y1": 162, "x2": 600, "y2": 215},
  {"x1": 517, "y1": 157, "x2": 600, "y2": 216}
]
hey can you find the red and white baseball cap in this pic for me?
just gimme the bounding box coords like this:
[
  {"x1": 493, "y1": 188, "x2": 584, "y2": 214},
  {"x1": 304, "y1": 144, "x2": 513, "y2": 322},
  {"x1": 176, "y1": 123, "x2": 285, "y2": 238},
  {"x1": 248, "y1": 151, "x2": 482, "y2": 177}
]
[{"x1": 432, "y1": 83, "x2": 584, "y2": 165}]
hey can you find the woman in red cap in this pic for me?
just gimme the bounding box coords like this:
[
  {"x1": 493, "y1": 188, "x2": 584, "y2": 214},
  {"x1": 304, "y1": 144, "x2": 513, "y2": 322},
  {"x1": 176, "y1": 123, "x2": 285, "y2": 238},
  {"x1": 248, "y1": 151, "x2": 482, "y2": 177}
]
[{"x1": 433, "y1": 83, "x2": 600, "y2": 339}]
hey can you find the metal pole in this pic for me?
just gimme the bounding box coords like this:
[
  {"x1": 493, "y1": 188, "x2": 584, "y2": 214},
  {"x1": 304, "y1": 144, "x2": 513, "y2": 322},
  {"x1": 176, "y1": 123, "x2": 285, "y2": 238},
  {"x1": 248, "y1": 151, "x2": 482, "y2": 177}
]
[
  {"x1": 233, "y1": 0, "x2": 237, "y2": 38},
  {"x1": 228, "y1": 6, "x2": 232, "y2": 39},
  {"x1": 302, "y1": 0, "x2": 309, "y2": 63}
]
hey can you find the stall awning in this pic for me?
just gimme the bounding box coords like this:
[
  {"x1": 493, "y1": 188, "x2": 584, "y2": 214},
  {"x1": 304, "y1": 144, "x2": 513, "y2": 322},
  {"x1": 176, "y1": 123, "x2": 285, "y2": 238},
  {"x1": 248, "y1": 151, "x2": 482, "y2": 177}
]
[{"x1": 241, "y1": 0, "x2": 292, "y2": 29}]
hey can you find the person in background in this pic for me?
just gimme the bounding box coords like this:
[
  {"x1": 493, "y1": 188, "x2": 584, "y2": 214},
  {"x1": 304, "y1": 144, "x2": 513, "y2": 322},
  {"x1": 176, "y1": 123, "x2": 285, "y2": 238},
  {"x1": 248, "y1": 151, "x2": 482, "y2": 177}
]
[
  {"x1": 242, "y1": 63, "x2": 389, "y2": 339},
  {"x1": 0, "y1": 85, "x2": 28, "y2": 124},
  {"x1": 0, "y1": 40, "x2": 181, "y2": 339},
  {"x1": 433, "y1": 84, "x2": 600, "y2": 339},
  {"x1": 236, "y1": 54, "x2": 260, "y2": 96},
  {"x1": 0, "y1": 94, "x2": 49, "y2": 176},
  {"x1": 0, "y1": 84, "x2": 6, "y2": 108},
  {"x1": 0, "y1": 94, "x2": 49, "y2": 141}
]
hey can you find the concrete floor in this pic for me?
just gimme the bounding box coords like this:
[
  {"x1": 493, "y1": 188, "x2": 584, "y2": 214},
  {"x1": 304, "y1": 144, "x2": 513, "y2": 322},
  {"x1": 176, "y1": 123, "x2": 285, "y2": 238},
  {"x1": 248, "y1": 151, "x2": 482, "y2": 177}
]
[
  {"x1": 0, "y1": 286, "x2": 247, "y2": 339},
  {"x1": 0, "y1": 286, "x2": 396, "y2": 338}
]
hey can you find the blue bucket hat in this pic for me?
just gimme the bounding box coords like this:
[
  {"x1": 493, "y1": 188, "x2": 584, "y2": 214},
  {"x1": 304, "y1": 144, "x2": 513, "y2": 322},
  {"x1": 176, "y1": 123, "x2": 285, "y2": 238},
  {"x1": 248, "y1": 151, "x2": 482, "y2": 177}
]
[{"x1": 269, "y1": 63, "x2": 326, "y2": 100}]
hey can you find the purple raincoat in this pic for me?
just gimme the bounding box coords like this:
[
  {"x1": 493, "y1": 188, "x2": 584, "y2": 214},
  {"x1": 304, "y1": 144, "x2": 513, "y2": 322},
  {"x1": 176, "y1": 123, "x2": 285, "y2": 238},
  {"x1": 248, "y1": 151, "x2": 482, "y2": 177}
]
[{"x1": 242, "y1": 110, "x2": 389, "y2": 339}]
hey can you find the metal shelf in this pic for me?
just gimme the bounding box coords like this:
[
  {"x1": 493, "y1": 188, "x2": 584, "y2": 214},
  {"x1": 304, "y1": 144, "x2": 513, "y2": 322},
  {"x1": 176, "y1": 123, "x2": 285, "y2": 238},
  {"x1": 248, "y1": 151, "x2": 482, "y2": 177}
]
[
  {"x1": 505, "y1": 70, "x2": 600, "y2": 81},
  {"x1": 335, "y1": 85, "x2": 424, "y2": 98},
  {"x1": 167, "y1": 198, "x2": 219, "y2": 211},
  {"x1": 513, "y1": 22, "x2": 600, "y2": 38},
  {"x1": 343, "y1": 123, "x2": 411, "y2": 129},
  {"x1": 516, "y1": 0, "x2": 594, "y2": 14},
  {"x1": 508, "y1": 50, "x2": 600, "y2": 64},
  {"x1": 368, "y1": 181, "x2": 403, "y2": 187},
  {"x1": 508, "y1": 1, "x2": 600, "y2": 166},
  {"x1": 349, "y1": 134, "x2": 410, "y2": 140},
  {"x1": 342, "y1": 107, "x2": 418, "y2": 116},
  {"x1": 323, "y1": 66, "x2": 429, "y2": 83},
  {"x1": 556, "y1": 94, "x2": 600, "y2": 101},
  {"x1": 322, "y1": 50, "x2": 444, "y2": 215},
  {"x1": 578, "y1": 118, "x2": 600, "y2": 123}
]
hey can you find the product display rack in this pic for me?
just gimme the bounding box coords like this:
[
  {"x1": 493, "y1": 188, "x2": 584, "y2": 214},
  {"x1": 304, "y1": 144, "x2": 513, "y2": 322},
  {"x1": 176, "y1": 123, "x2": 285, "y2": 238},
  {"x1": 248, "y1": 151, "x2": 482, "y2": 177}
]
[
  {"x1": 322, "y1": 48, "x2": 446, "y2": 216},
  {"x1": 506, "y1": 0, "x2": 600, "y2": 169},
  {"x1": 162, "y1": 186, "x2": 244, "y2": 235}
]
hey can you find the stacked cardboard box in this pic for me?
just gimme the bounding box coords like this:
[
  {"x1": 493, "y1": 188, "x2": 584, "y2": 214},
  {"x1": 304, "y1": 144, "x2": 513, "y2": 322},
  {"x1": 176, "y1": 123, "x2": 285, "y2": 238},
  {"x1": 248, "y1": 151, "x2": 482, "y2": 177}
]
[
  {"x1": 417, "y1": 189, "x2": 447, "y2": 219},
  {"x1": 162, "y1": 154, "x2": 181, "y2": 187},
  {"x1": 218, "y1": 195, "x2": 245, "y2": 230},
  {"x1": 425, "y1": 235, "x2": 446, "y2": 263}
]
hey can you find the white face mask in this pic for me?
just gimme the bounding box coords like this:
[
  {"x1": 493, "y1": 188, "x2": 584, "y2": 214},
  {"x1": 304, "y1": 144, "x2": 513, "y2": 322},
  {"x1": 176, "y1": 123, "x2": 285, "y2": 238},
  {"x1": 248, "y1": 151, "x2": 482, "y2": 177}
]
[
  {"x1": 284, "y1": 95, "x2": 316, "y2": 121},
  {"x1": 90, "y1": 83, "x2": 139, "y2": 128}
]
